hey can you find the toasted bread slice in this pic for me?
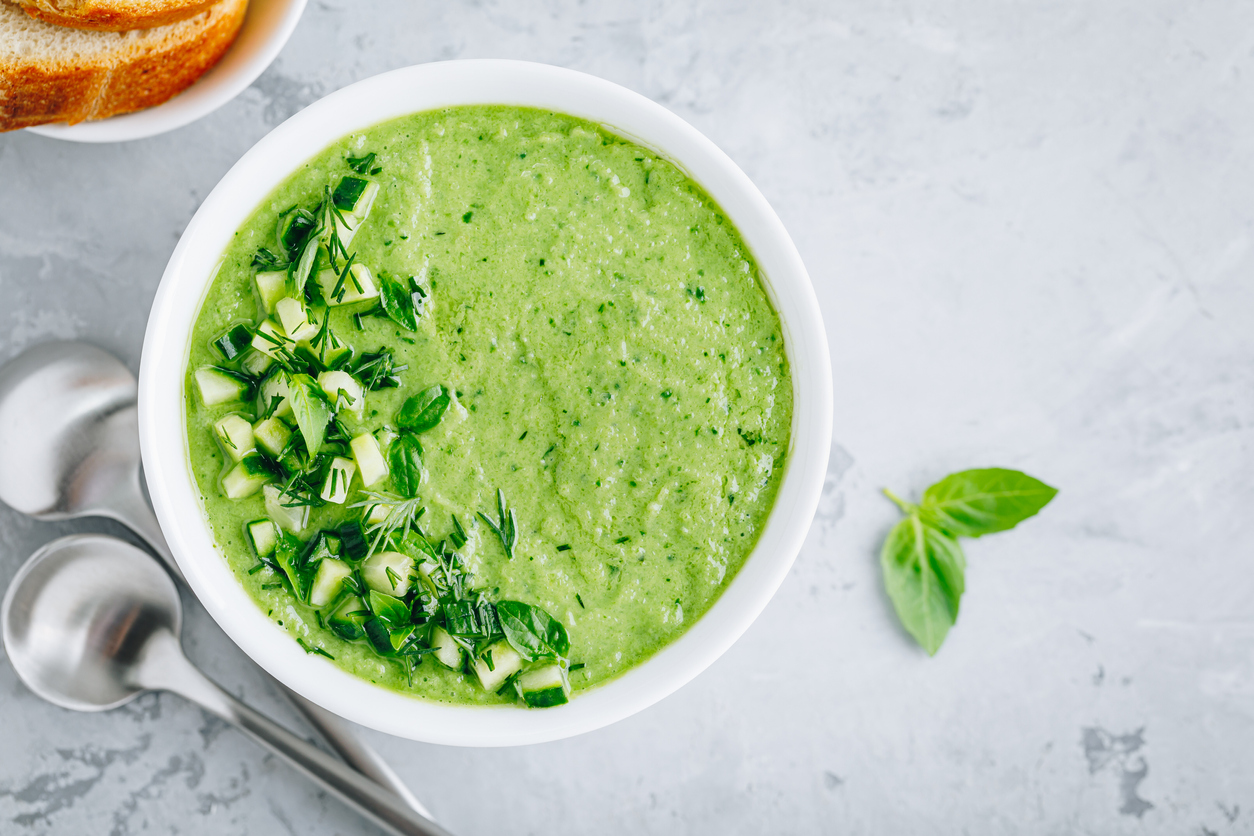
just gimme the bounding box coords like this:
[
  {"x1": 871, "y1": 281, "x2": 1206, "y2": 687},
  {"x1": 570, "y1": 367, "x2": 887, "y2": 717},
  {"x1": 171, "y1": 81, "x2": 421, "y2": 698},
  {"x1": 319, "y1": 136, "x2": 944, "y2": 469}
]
[
  {"x1": 0, "y1": 0, "x2": 247, "y2": 131},
  {"x1": 14, "y1": 0, "x2": 216, "y2": 31}
]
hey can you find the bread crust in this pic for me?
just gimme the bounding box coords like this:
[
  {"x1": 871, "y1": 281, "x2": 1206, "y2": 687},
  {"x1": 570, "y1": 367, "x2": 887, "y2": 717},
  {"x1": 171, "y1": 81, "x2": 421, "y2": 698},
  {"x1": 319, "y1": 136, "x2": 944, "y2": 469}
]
[
  {"x1": 0, "y1": 0, "x2": 247, "y2": 131},
  {"x1": 16, "y1": 0, "x2": 219, "y2": 31}
]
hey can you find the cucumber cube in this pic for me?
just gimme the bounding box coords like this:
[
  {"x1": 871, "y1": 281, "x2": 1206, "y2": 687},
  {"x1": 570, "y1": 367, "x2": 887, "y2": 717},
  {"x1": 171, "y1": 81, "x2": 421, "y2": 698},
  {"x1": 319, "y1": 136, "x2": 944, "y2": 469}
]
[
  {"x1": 213, "y1": 414, "x2": 256, "y2": 462},
  {"x1": 473, "y1": 640, "x2": 523, "y2": 693},
  {"x1": 361, "y1": 551, "x2": 414, "y2": 596},
  {"x1": 516, "y1": 664, "x2": 570, "y2": 708},
  {"x1": 246, "y1": 519, "x2": 278, "y2": 558},
  {"x1": 264, "y1": 484, "x2": 308, "y2": 534},
  {"x1": 327, "y1": 597, "x2": 370, "y2": 641},
  {"x1": 258, "y1": 371, "x2": 294, "y2": 421},
  {"x1": 364, "y1": 502, "x2": 392, "y2": 525},
  {"x1": 255, "y1": 271, "x2": 288, "y2": 313},
  {"x1": 195, "y1": 366, "x2": 250, "y2": 406},
  {"x1": 308, "y1": 558, "x2": 352, "y2": 607},
  {"x1": 213, "y1": 324, "x2": 253, "y2": 361},
  {"x1": 275, "y1": 297, "x2": 319, "y2": 342},
  {"x1": 252, "y1": 416, "x2": 292, "y2": 457},
  {"x1": 222, "y1": 454, "x2": 272, "y2": 500},
  {"x1": 350, "y1": 432, "x2": 389, "y2": 486},
  {"x1": 319, "y1": 456, "x2": 357, "y2": 504},
  {"x1": 239, "y1": 349, "x2": 274, "y2": 378},
  {"x1": 318, "y1": 370, "x2": 365, "y2": 417},
  {"x1": 250, "y1": 319, "x2": 293, "y2": 359},
  {"x1": 317, "y1": 263, "x2": 379, "y2": 306},
  {"x1": 428, "y1": 625, "x2": 465, "y2": 670}
]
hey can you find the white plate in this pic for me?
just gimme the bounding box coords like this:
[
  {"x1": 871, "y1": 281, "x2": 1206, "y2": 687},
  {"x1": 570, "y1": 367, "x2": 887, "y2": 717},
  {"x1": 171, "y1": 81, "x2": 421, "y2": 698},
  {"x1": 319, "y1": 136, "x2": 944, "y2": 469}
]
[
  {"x1": 25, "y1": 0, "x2": 307, "y2": 143},
  {"x1": 139, "y1": 60, "x2": 833, "y2": 745}
]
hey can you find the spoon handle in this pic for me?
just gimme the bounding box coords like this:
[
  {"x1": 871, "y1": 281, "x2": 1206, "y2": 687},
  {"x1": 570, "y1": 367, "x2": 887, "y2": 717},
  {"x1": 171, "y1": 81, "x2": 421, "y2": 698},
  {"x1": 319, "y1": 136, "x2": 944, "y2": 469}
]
[
  {"x1": 136, "y1": 629, "x2": 455, "y2": 836},
  {"x1": 113, "y1": 468, "x2": 432, "y2": 819}
]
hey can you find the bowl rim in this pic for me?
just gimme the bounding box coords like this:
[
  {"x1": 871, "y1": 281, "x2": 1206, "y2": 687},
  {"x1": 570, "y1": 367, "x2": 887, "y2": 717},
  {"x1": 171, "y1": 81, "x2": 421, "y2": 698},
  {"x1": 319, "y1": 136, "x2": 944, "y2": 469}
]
[
  {"x1": 25, "y1": 0, "x2": 308, "y2": 144},
  {"x1": 139, "y1": 59, "x2": 832, "y2": 746}
]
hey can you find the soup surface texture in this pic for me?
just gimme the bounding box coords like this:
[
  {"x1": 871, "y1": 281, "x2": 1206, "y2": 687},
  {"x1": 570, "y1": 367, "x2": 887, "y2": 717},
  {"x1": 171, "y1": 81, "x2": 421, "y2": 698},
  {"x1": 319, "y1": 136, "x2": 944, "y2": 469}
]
[{"x1": 185, "y1": 105, "x2": 792, "y2": 706}]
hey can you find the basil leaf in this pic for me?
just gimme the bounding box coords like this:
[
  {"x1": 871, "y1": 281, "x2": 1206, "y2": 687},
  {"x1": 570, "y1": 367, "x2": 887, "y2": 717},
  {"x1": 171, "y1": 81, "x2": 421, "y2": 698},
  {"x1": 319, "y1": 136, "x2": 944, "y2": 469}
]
[
  {"x1": 273, "y1": 532, "x2": 313, "y2": 602},
  {"x1": 920, "y1": 468, "x2": 1057, "y2": 538},
  {"x1": 379, "y1": 274, "x2": 419, "y2": 331},
  {"x1": 397, "y1": 385, "x2": 450, "y2": 433},
  {"x1": 388, "y1": 433, "x2": 424, "y2": 498},
  {"x1": 287, "y1": 373, "x2": 331, "y2": 456},
  {"x1": 880, "y1": 514, "x2": 966, "y2": 655},
  {"x1": 369, "y1": 589, "x2": 411, "y2": 630},
  {"x1": 290, "y1": 234, "x2": 320, "y2": 298},
  {"x1": 496, "y1": 600, "x2": 569, "y2": 662}
]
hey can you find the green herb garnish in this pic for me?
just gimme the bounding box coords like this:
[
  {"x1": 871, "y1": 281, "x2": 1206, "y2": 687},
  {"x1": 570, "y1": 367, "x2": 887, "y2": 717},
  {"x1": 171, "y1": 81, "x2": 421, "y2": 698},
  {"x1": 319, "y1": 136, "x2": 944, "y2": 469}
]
[
  {"x1": 397, "y1": 385, "x2": 450, "y2": 433},
  {"x1": 880, "y1": 468, "x2": 1057, "y2": 654},
  {"x1": 346, "y1": 152, "x2": 377, "y2": 174},
  {"x1": 496, "y1": 600, "x2": 569, "y2": 662},
  {"x1": 478, "y1": 488, "x2": 518, "y2": 559}
]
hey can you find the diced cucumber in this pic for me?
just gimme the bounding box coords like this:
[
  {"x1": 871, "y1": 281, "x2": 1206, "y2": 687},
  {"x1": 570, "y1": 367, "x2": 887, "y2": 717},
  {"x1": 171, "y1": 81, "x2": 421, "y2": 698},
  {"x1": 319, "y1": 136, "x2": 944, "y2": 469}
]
[
  {"x1": 213, "y1": 323, "x2": 254, "y2": 361},
  {"x1": 246, "y1": 518, "x2": 278, "y2": 558},
  {"x1": 264, "y1": 484, "x2": 309, "y2": 534},
  {"x1": 213, "y1": 414, "x2": 256, "y2": 462},
  {"x1": 428, "y1": 625, "x2": 465, "y2": 670},
  {"x1": 222, "y1": 454, "x2": 272, "y2": 500},
  {"x1": 317, "y1": 263, "x2": 379, "y2": 306},
  {"x1": 350, "y1": 432, "x2": 388, "y2": 486},
  {"x1": 275, "y1": 297, "x2": 319, "y2": 342},
  {"x1": 319, "y1": 456, "x2": 357, "y2": 504},
  {"x1": 308, "y1": 558, "x2": 352, "y2": 607},
  {"x1": 252, "y1": 416, "x2": 292, "y2": 457},
  {"x1": 318, "y1": 370, "x2": 365, "y2": 417},
  {"x1": 473, "y1": 640, "x2": 523, "y2": 693},
  {"x1": 239, "y1": 349, "x2": 274, "y2": 378},
  {"x1": 333, "y1": 176, "x2": 378, "y2": 215},
  {"x1": 327, "y1": 596, "x2": 370, "y2": 641},
  {"x1": 338, "y1": 520, "x2": 369, "y2": 561},
  {"x1": 361, "y1": 551, "x2": 415, "y2": 596},
  {"x1": 258, "y1": 371, "x2": 293, "y2": 420},
  {"x1": 363, "y1": 502, "x2": 392, "y2": 526},
  {"x1": 335, "y1": 213, "x2": 362, "y2": 247},
  {"x1": 195, "y1": 366, "x2": 250, "y2": 407},
  {"x1": 363, "y1": 617, "x2": 394, "y2": 655},
  {"x1": 250, "y1": 319, "x2": 293, "y2": 359},
  {"x1": 255, "y1": 271, "x2": 288, "y2": 313},
  {"x1": 516, "y1": 663, "x2": 570, "y2": 708}
]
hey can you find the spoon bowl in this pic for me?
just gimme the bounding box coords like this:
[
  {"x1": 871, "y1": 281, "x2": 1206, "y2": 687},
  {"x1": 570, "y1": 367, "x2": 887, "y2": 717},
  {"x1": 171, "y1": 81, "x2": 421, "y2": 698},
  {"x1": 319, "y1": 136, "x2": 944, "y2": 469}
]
[
  {"x1": 2, "y1": 534, "x2": 179, "y2": 711},
  {"x1": 0, "y1": 342, "x2": 139, "y2": 521}
]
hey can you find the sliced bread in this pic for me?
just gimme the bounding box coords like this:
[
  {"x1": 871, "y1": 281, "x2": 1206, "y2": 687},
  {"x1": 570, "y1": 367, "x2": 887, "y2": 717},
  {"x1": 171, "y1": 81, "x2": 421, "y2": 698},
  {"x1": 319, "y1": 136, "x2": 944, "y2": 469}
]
[
  {"x1": 0, "y1": 0, "x2": 247, "y2": 131},
  {"x1": 13, "y1": 0, "x2": 216, "y2": 31}
]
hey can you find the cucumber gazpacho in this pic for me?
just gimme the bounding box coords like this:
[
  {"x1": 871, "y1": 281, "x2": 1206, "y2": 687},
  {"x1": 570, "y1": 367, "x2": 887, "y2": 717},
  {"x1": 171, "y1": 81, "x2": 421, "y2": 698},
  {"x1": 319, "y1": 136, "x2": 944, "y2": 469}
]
[{"x1": 185, "y1": 106, "x2": 792, "y2": 708}]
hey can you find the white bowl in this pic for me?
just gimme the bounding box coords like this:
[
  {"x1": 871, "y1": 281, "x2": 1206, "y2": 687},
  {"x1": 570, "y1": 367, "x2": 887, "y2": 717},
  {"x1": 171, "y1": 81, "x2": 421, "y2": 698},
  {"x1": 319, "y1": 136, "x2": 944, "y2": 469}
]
[
  {"x1": 25, "y1": 0, "x2": 307, "y2": 143},
  {"x1": 139, "y1": 60, "x2": 832, "y2": 746}
]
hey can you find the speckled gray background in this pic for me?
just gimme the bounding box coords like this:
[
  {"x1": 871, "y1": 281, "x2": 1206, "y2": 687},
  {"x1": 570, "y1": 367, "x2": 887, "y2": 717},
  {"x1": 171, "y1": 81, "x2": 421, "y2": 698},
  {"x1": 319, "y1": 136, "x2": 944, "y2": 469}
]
[{"x1": 3, "y1": 1, "x2": 1253, "y2": 833}]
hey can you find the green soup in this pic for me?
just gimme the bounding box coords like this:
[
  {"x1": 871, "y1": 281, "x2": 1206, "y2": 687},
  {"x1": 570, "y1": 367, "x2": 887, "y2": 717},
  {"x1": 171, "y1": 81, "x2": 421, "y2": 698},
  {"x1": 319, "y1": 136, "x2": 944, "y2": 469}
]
[{"x1": 184, "y1": 106, "x2": 792, "y2": 707}]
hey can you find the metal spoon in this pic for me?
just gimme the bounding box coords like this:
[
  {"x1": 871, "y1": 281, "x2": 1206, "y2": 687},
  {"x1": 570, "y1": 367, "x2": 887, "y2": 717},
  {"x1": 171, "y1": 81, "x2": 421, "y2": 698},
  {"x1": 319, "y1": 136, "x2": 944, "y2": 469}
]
[
  {"x1": 2, "y1": 534, "x2": 451, "y2": 836},
  {"x1": 0, "y1": 341, "x2": 429, "y2": 817}
]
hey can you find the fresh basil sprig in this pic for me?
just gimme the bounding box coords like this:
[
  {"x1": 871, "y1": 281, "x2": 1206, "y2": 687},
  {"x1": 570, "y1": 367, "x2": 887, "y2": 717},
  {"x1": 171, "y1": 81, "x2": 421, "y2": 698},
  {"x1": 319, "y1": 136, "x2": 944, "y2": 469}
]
[
  {"x1": 379, "y1": 274, "x2": 424, "y2": 331},
  {"x1": 880, "y1": 468, "x2": 1056, "y2": 655},
  {"x1": 496, "y1": 601, "x2": 570, "y2": 662},
  {"x1": 397, "y1": 385, "x2": 450, "y2": 433},
  {"x1": 388, "y1": 434, "x2": 424, "y2": 498}
]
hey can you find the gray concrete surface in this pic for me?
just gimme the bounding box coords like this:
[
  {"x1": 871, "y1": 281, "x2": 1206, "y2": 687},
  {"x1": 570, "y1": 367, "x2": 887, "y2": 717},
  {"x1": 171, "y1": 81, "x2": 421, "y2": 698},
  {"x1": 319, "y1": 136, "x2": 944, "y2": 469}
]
[{"x1": 2, "y1": 1, "x2": 1253, "y2": 833}]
